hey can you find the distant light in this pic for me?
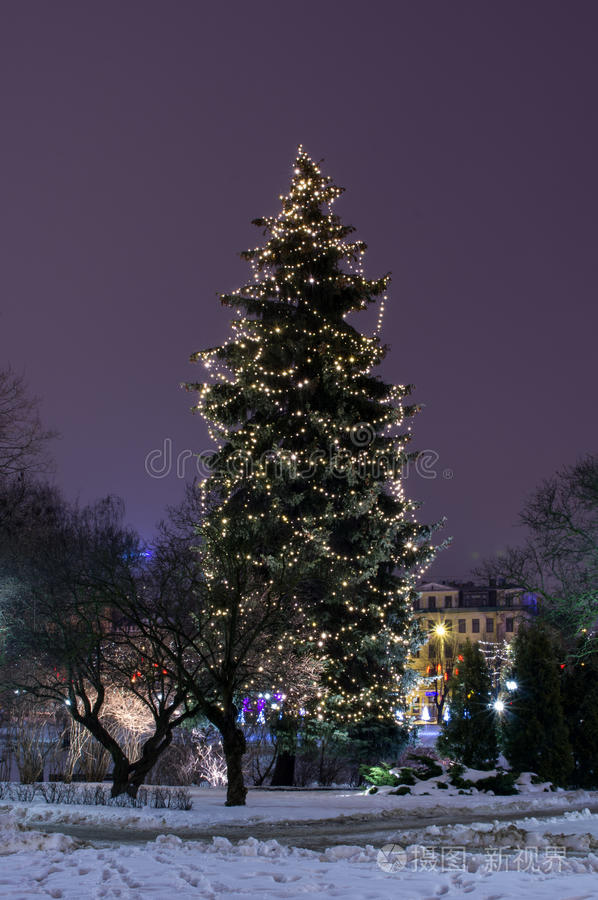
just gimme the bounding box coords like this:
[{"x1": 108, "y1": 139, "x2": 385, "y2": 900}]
[
  {"x1": 493, "y1": 699, "x2": 505, "y2": 713},
  {"x1": 434, "y1": 624, "x2": 447, "y2": 637},
  {"x1": 505, "y1": 680, "x2": 517, "y2": 691}
]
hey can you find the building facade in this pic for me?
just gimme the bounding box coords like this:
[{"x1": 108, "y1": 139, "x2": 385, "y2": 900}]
[{"x1": 408, "y1": 580, "x2": 538, "y2": 724}]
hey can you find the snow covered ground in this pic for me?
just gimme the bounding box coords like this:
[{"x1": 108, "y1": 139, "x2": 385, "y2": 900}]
[
  {"x1": 3, "y1": 780, "x2": 597, "y2": 832},
  {"x1": 2, "y1": 786, "x2": 598, "y2": 898}
]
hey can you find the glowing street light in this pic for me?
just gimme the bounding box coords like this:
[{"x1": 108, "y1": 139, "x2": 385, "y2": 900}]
[
  {"x1": 434, "y1": 623, "x2": 447, "y2": 638},
  {"x1": 493, "y1": 698, "x2": 505, "y2": 713},
  {"x1": 505, "y1": 680, "x2": 518, "y2": 691}
]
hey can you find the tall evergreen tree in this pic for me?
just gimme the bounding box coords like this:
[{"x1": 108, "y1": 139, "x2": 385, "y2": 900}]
[
  {"x1": 187, "y1": 148, "x2": 436, "y2": 762},
  {"x1": 562, "y1": 645, "x2": 598, "y2": 788},
  {"x1": 437, "y1": 640, "x2": 498, "y2": 769},
  {"x1": 501, "y1": 622, "x2": 573, "y2": 785}
]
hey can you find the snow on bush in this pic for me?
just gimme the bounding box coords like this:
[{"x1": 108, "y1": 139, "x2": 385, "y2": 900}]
[{"x1": 0, "y1": 782, "x2": 193, "y2": 810}]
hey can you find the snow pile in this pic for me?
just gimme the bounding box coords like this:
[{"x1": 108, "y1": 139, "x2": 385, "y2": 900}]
[
  {"x1": 392, "y1": 817, "x2": 598, "y2": 853},
  {"x1": 516, "y1": 771, "x2": 555, "y2": 793},
  {"x1": 7, "y1": 802, "x2": 165, "y2": 829},
  {"x1": 0, "y1": 812, "x2": 79, "y2": 855},
  {"x1": 460, "y1": 767, "x2": 499, "y2": 782}
]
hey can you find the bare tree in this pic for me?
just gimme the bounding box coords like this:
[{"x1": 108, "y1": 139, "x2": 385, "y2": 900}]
[
  {"x1": 102, "y1": 484, "x2": 321, "y2": 806},
  {"x1": 480, "y1": 455, "x2": 598, "y2": 656},
  {"x1": 1, "y1": 494, "x2": 201, "y2": 798},
  {"x1": 422, "y1": 626, "x2": 462, "y2": 723},
  {"x1": 0, "y1": 367, "x2": 55, "y2": 483},
  {"x1": 6, "y1": 697, "x2": 57, "y2": 783},
  {"x1": 2, "y1": 483, "x2": 320, "y2": 805},
  {"x1": 60, "y1": 717, "x2": 93, "y2": 783}
]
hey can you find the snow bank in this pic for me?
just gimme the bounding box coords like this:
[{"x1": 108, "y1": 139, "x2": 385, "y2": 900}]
[
  {"x1": 2, "y1": 782, "x2": 597, "y2": 834},
  {"x1": 0, "y1": 812, "x2": 79, "y2": 855},
  {"x1": 516, "y1": 771, "x2": 555, "y2": 793},
  {"x1": 1, "y1": 821, "x2": 598, "y2": 898}
]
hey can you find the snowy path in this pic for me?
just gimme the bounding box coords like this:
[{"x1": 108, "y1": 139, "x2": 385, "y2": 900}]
[{"x1": 30, "y1": 798, "x2": 598, "y2": 851}]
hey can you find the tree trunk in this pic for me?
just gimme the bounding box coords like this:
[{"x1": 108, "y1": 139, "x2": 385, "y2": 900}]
[
  {"x1": 126, "y1": 729, "x2": 174, "y2": 798},
  {"x1": 270, "y1": 713, "x2": 297, "y2": 786},
  {"x1": 270, "y1": 749, "x2": 296, "y2": 786},
  {"x1": 221, "y1": 722, "x2": 247, "y2": 806},
  {"x1": 73, "y1": 711, "x2": 131, "y2": 799},
  {"x1": 74, "y1": 709, "x2": 175, "y2": 799},
  {"x1": 110, "y1": 754, "x2": 133, "y2": 798}
]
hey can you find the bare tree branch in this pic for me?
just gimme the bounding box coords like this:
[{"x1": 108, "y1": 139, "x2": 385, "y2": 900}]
[{"x1": 0, "y1": 367, "x2": 57, "y2": 482}]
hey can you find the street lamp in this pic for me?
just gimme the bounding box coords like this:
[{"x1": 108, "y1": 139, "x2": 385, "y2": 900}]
[{"x1": 429, "y1": 622, "x2": 449, "y2": 724}]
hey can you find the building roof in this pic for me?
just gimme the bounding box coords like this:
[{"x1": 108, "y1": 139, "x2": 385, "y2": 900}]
[{"x1": 417, "y1": 582, "x2": 457, "y2": 593}]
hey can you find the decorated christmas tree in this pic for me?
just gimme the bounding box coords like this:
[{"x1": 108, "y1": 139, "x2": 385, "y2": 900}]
[{"x1": 187, "y1": 147, "x2": 436, "y2": 761}]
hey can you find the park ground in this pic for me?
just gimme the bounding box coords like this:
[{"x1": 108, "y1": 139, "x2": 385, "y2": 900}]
[{"x1": 2, "y1": 782, "x2": 598, "y2": 897}]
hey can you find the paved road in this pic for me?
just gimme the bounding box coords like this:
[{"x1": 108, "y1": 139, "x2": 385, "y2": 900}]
[{"x1": 33, "y1": 800, "x2": 598, "y2": 852}]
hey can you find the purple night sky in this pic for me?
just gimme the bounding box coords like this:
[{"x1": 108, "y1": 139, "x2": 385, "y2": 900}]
[{"x1": 1, "y1": 2, "x2": 596, "y2": 578}]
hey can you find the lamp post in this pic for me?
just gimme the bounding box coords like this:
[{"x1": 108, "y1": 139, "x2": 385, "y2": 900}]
[{"x1": 432, "y1": 622, "x2": 447, "y2": 723}]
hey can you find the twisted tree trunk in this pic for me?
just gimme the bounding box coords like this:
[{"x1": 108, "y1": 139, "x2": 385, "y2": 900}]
[{"x1": 221, "y1": 718, "x2": 247, "y2": 806}]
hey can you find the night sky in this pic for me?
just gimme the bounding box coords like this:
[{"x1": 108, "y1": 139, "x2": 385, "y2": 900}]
[{"x1": 1, "y1": 2, "x2": 597, "y2": 578}]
